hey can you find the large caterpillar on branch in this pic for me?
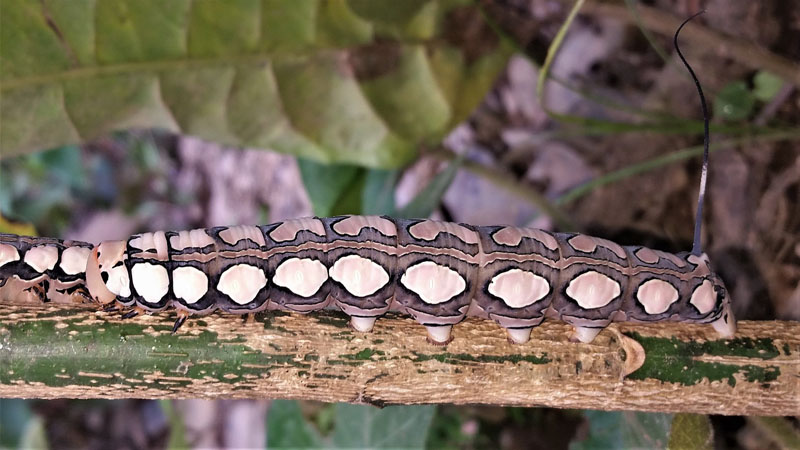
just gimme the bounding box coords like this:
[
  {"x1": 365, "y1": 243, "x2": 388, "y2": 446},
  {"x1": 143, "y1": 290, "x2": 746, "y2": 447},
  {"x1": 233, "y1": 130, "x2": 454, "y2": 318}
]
[
  {"x1": 0, "y1": 13, "x2": 736, "y2": 344},
  {"x1": 0, "y1": 216, "x2": 735, "y2": 344}
]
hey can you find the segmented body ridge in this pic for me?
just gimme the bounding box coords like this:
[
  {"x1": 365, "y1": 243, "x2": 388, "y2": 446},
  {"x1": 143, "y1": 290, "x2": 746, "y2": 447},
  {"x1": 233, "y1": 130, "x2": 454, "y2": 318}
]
[{"x1": 0, "y1": 215, "x2": 735, "y2": 344}]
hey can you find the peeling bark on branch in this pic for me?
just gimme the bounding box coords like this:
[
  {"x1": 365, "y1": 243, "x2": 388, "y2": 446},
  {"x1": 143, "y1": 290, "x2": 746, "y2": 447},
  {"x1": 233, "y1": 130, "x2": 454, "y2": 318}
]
[{"x1": 0, "y1": 304, "x2": 796, "y2": 416}]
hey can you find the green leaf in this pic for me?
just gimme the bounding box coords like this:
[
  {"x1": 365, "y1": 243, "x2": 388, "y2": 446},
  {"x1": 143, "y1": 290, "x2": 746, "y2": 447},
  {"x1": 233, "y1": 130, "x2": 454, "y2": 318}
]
[
  {"x1": 299, "y1": 160, "x2": 400, "y2": 217},
  {"x1": 298, "y1": 158, "x2": 365, "y2": 217},
  {"x1": 267, "y1": 400, "x2": 325, "y2": 449},
  {"x1": 570, "y1": 411, "x2": 673, "y2": 450},
  {"x1": 332, "y1": 404, "x2": 436, "y2": 449},
  {"x1": 362, "y1": 169, "x2": 400, "y2": 216},
  {"x1": 668, "y1": 414, "x2": 713, "y2": 450},
  {"x1": 160, "y1": 400, "x2": 190, "y2": 450},
  {"x1": 0, "y1": 1, "x2": 511, "y2": 167},
  {"x1": 0, "y1": 399, "x2": 35, "y2": 449},
  {"x1": 397, "y1": 157, "x2": 461, "y2": 219},
  {"x1": 752, "y1": 70, "x2": 783, "y2": 102},
  {"x1": 713, "y1": 81, "x2": 755, "y2": 121}
]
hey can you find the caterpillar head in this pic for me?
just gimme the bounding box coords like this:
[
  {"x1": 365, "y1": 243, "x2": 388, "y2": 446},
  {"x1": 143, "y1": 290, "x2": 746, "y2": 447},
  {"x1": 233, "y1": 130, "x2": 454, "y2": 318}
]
[{"x1": 85, "y1": 241, "x2": 130, "y2": 304}]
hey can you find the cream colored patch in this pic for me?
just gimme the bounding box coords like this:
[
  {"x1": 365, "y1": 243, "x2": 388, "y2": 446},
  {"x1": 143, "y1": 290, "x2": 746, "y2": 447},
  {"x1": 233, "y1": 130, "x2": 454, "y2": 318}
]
[
  {"x1": 219, "y1": 225, "x2": 266, "y2": 247},
  {"x1": 350, "y1": 316, "x2": 376, "y2": 332},
  {"x1": 169, "y1": 229, "x2": 215, "y2": 251},
  {"x1": 105, "y1": 265, "x2": 131, "y2": 298},
  {"x1": 565, "y1": 271, "x2": 621, "y2": 309},
  {"x1": 172, "y1": 266, "x2": 209, "y2": 304},
  {"x1": 491, "y1": 227, "x2": 558, "y2": 250},
  {"x1": 400, "y1": 261, "x2": 465, "y2": 304},
  {"x1": 273, "y1": 257, "x2": 328, "y2": 298},
  {"x1": 488, "y1": 269, "x2": 549, "y2": 308},
  {"x1": 95, "y1": 241, "x2": 131, "y2": 298},
  {"x1": 407, "y1": 221, "x2": 478, "y2": 245},
  {"x1": 131, "y1": 262, "x2": 169, "y2": 304},
  {"x1": 425, "y1": 325, "x2": 452, "y2": 344},
  {"x1": 690, "y1": 279, "x2": 716, "y2": 314},
  {"x1": 60, "y1": 246, "x2": 91, "y2": 275},
  {"x1": 662, "y1": 252, "x2": 687, "y2": 268},
  {"x1": 129, "y1": 231, "x2": 169, "y2": 259},
  {"x1": 218, "y1": 264, "x2": 267, "y2": 305},
  {"x1": 333, "y1": 215, "x2": 397, "y2": 237},
  {"x1": 567, "y1": 234, "x2": 597, "y2": 253},
  {"x1": 636, "y1": 279, "x2": 679, "y2": 314},
  {"x1": 572, "y1": 326, "x2": 602, "y2": 343},
  {"x1": 635, "y1": 247, "x2": 660, "y2": 264},
  {"x1": 0, "y1": 243, "x2": 20, "y2": 268},
  {"x1": 329, "y1": 254, "x2": 389, "y2": 298},
  {"x1": 269, "y1": 218, "x2": 326, "y2": 242},
  {"x1": 596, "y1": 238, "x2": 627, "y2": 259},
  {"x1": 507, "y1": 327, "x2": 533, "y2": 344},
  {"x1": 568, "y1": 235, "x2": 626, "y2": 259},
  {"x1": 712, "y1": 305, "x2": 736, "y2": 337},
  {"x1": 24, "y1": 246, "x2": 58, "y2": 273}
]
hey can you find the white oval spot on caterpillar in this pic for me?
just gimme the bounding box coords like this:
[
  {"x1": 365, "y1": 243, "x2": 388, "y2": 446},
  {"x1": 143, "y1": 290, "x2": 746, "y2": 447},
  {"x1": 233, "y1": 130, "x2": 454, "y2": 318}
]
[
  {"x1": 170, "y1": 229, "x2": 215, "y2": 251},
  {"x1": 219, "y1": 225, "x2": 266, "y2": 247},
  {"x1": 273, "y1": 257, "x2": 328, "y2": 297},
  {"x1": 24, "y1": 246, "x2": 58, "y2": 273},
  {"x1": 60, "y1": 246, "x2": 91, "y2": 275},
  {"x1": 329, "y1": 254, "x2": 389, "y2": 298},
  {"x1": 492, "y1": 227, "x2": 558, "y2": 251},
  {"x1": 350, "y1": 316, "x2": 376, "y2": 332},
  {"x1": 218, "y1": 264, "x2": 267, "y2": 305},
  {"x1": 333, "y1": 215, "x2": 397, "y2": 237},
  {"x1": 408, "y1": 221, "x2": 479, "y2": 245},
  {"x1": 172, "y1": 266, "x2": 209, "y2": 304},
  {"x1": 634, "y1": 247, "x2": 660, "y2": 264},
  {"x1": 132, "y1": 262, "x2": 169, "y2": 304},
  {"x1": 565, "y1": 271, "x2": 621, "y2": 309},
  {"x1": 636, "y1": 279, "x2": 679, "y2": 314},
  {"x1": 690, "y1": 279, "x2": 716, "y2": 314},
  {"x1": 400, "y1": 261, "x2": 465, "y2": 305},
  {"x1": 0, "y1": 243, "x2": 20, "y2": 268},
  {"x1": 488, "y1": 269, "x2": 549, "y2": 308},
  {"x1": 269, "y1": 218, "x2": 326, "y2": 242}
]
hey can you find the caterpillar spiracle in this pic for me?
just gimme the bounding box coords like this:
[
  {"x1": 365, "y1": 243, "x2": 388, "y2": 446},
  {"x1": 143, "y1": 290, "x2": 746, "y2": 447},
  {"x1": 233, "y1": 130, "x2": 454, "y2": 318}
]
[{"x1": 0, "y1": 218, "x2": 736, "y2": 345}]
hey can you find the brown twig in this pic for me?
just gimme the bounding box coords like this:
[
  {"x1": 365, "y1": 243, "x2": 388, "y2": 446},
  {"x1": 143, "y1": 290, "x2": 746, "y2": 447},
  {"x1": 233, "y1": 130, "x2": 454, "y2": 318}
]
[{"x1": 0, "y1": 304, "x2": 797, "y2": 415}]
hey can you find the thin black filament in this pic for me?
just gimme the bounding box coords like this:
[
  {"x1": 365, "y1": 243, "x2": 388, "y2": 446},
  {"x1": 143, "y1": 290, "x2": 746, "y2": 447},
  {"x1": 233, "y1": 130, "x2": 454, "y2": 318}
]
[{"x1": 674, "y1": 11, "x2": 710, "y2": 256}]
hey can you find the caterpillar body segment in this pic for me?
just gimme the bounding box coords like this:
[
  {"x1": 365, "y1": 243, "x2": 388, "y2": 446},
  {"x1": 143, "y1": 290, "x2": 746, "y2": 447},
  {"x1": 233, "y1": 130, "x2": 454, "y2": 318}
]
[
  {"x1": 0, "y1": 234, "x2": 93, "y2": 305},
  {"x1": 76, "y1": 215, "x2": 735, "y2": 344}
]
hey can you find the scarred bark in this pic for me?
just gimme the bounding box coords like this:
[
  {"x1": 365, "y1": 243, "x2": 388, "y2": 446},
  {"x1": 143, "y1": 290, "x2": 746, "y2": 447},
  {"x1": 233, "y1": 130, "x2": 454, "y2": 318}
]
[{"x1": 0, "y1": 304, "x2": 796, "y2": 416}]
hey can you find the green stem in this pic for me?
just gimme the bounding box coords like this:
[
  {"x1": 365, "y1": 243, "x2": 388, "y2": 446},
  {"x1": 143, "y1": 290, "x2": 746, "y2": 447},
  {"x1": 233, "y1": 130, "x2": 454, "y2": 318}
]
[{"x1": 556, "y1": 130, "x2": 800, "y2": 205}]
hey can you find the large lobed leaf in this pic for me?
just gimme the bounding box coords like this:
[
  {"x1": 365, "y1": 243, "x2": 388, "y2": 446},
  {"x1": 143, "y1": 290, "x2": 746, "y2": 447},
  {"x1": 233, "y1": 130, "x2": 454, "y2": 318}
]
[{"x1": 0, "y1": 0, "x2": 511, "y2": 167}]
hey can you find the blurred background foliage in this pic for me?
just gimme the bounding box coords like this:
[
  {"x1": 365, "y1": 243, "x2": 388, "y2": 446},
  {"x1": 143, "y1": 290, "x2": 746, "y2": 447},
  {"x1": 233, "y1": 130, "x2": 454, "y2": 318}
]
[{"x1": 2, "y1": 0, "x2": 800, "y2": 448}]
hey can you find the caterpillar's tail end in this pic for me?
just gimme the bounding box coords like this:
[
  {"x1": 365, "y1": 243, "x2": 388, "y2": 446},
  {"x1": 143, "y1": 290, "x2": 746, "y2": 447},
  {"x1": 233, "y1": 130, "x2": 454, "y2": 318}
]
[{"x1": 711, "y1": 305, "x2": 736, "y2": 338}]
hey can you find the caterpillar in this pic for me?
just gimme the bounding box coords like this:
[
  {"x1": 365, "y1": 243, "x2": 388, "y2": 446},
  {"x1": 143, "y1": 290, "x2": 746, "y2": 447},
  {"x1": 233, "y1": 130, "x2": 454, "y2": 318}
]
[
  {"x1": 0, "y1": 13, "x2": 736, "y2": 345},
  {"x1": 0, "y1": 216, "x2": 735, "y2": 344}
]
